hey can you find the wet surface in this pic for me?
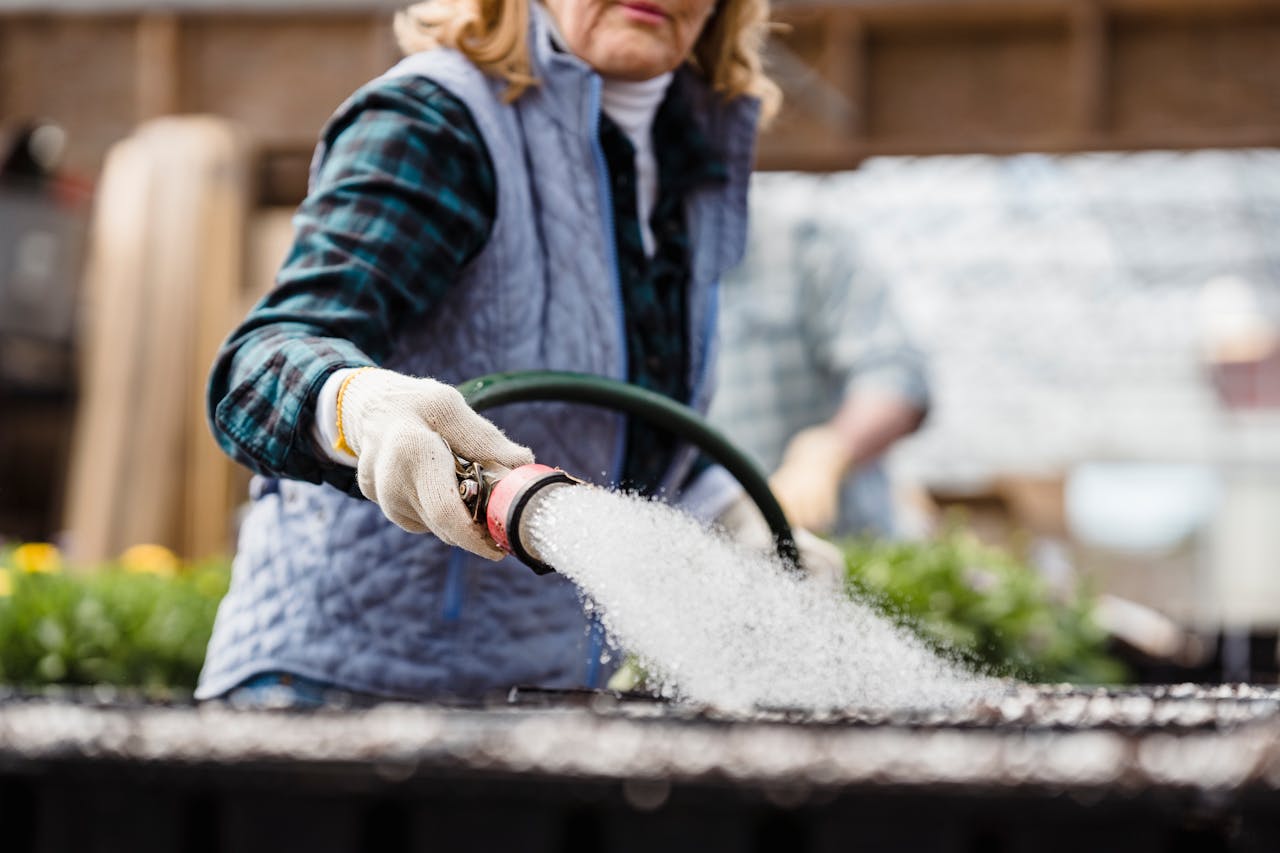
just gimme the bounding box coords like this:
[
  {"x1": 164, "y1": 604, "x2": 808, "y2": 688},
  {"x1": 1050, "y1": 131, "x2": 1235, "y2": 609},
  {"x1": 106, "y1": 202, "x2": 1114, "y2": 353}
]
[{"x1": 3, "y1": 684, "x2": 1280, "y2": 793}]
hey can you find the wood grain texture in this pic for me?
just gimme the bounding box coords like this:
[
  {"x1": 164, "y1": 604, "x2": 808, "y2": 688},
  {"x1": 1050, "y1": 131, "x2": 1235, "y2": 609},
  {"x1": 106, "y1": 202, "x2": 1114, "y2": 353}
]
[{"x1": 64, "y1": 135, "x2": 153, "y2": 563}]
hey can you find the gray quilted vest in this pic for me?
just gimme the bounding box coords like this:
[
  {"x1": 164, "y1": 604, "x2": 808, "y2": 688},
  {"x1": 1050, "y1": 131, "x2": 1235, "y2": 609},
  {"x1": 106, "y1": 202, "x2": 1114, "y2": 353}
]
[{"x1": 196, "y1": 7, "x2": 758, "y2": 701}]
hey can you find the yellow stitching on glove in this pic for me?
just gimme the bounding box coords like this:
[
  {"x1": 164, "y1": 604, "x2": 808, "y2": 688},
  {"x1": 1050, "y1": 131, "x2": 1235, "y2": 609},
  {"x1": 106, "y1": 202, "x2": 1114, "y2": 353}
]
[{"x1": 333, "y1": 367, "x2": 375, "y2": 457}]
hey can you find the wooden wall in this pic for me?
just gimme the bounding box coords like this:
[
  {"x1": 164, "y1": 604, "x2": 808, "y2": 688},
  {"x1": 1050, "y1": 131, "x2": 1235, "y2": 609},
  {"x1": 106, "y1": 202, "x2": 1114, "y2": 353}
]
[
  {"x1": 0, "y1": 9, "x2": 400, "y2": 199},
  {"x1": 2, "y1": 0, "x2": 1279, "y2": 185},
  {"x1": 764, "y1": 0, "x2": 1280, "y2": 169}
]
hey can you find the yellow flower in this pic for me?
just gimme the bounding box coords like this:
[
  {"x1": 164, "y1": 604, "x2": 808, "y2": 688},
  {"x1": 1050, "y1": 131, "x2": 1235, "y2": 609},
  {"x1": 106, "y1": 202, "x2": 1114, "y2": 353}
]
[
  {"x1": 13, "y1": 543, "x2": 61, "y2": 574},
  {"x1": 0, "y1": 568, "x2": 11, "y2": 597},
  {"x1": 120, "y1": 544, "x2": 180, "y2": 577}
]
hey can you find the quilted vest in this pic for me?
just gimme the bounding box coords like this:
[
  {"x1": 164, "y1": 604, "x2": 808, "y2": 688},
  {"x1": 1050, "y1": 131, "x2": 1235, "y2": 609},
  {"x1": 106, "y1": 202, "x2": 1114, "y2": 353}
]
[{"x1": 196, "y1": 8, "x2": 758, "y2": 701}]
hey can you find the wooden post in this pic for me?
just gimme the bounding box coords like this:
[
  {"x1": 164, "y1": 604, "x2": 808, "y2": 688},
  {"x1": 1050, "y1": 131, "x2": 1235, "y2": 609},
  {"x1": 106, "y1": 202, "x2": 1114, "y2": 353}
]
[
  {"x1": 120, "y1": 120, "x2": 199, "y2": 553},
  {"x1": 64, "y1": 136, "x2": 155, "y2": 564},
  {"x1": 65, "y1": 118, "x2": 252, "y2": 562},
  {"x1": 821, "y1": 10, "x2": 868, "y2": 142},
  {"x1": 135, "y1": 12, "x2": 180, "y2": 122},
  {"x1": 368, "y1": 12, "x2": 400, "y2": 75},
  {"x1": 1069, "y1": 0, "x2": 1110, "y2": 144},
  {"x1": 181, "y1": 120, "x2": 250, "y2": 560}
]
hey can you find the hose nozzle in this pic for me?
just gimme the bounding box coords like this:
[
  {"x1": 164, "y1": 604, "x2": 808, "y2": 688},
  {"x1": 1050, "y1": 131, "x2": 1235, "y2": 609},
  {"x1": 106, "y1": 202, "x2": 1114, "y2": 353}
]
[{"x1": 456, "y1": 458, "x2": 582, "y2": 575}]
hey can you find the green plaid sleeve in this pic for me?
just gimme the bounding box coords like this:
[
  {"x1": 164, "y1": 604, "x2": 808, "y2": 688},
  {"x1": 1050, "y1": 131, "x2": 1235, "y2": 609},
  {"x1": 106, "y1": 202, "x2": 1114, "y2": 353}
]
[{"x1": 207, "y1": 76, "x2": 496, "y2": 495}]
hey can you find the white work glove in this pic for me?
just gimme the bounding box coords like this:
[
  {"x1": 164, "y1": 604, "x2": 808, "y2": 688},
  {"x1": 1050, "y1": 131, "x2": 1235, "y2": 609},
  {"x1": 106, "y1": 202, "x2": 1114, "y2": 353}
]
[
  {"x1": 768, "y1": 424, "x2": 852, "y2": 534},
  {"x1": 714, "y1": 492, "x2": 847, "y2": 591},
  {"x1": 339, "y1": 368, "x2": 534, "y2": 559}
]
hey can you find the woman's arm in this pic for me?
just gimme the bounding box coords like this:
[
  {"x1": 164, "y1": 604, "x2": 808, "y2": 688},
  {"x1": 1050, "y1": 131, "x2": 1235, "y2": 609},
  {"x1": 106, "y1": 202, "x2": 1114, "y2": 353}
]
[{"x1": 207, "y1": 76, "x2": 496, "y2": 496}]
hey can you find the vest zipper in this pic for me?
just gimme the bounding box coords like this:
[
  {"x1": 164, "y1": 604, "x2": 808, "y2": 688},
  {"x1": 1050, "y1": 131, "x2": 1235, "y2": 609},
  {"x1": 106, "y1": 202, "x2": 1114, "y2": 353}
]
[
  {"x1": 585, "y1": 75, "x2": 621, "y2": 685},
  {"x1": 588, "y1": 75, "x2": 629, "y2": 486},
  {"x1": 689, "y1": 279, "x2": 720, "y2": 411}
]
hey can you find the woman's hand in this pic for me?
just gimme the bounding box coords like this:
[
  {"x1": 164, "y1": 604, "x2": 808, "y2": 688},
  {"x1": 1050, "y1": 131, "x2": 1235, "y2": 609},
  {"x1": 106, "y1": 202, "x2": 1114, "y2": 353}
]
[{"x1": 338, "y1": 369, "x2": 534, "y2": 558}]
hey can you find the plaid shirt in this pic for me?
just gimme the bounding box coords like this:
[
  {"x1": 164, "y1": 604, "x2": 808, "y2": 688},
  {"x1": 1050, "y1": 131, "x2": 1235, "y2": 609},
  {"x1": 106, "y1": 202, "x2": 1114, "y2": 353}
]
[{"x1": 208, "y1": 74, "x2": 724, "y2": 497}]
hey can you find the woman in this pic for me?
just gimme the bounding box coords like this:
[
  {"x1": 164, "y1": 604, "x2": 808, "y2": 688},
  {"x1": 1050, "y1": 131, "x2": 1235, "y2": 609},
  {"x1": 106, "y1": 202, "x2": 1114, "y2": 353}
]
[{"x1": 197, "y1": 0, "x2": 778, "y2": 704}]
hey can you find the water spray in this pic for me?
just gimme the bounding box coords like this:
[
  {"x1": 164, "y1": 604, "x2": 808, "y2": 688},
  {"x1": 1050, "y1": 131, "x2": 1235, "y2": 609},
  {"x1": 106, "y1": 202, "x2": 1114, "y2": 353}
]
[{"x1": 455, "y1": 456, "x2": 583, "y2": 575}]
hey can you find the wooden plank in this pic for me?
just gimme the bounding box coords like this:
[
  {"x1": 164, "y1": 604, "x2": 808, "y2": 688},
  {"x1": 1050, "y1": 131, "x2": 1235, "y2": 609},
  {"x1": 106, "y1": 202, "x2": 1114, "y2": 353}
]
[
  {"x1": 781, "y1": 0, "x2": 1278, "y2": 25},
  {"x1": 134, "y1": 11, "x2": 180, "y2": 121},
  {"x1": 1104, "y1": 0, "x2": 1278, "y2": 18},
  {"x1": 63, "y1": 135, "x2": 154, "y2": 564},
  {"x1": 8, "y1": 1, "x2": 1280, "y2": 173},
  {"x1": 182, "y1": 119, "x2": 251, "y2": 559},
  {"x1": 67, "y1": 118, "x2": 256, "y2": 560},
  {"x1": 1069, "y1": 0, "x2": 1110, "y2": 135},
  {"x1": 777, "y1": 0, "x2": 1074, "y2": 28},
  {"x1": 92, "y1": 117, "x2": 254, "y2": 558},
  {"x1": 367, "y1": 11, "x2": 401, "y2": 72},
  {"x1": 114, "y1": 119, "x2": 204, "y2": 553},
  {"x1": 760, "y1": 0, "x2": 1280, "y2": 166},
  {"x1": 819, "y1": 10, "x2": 866, "y2": 140},
  {"x1": 866, "y1": 18, "x2": 1074, "y2": 144},
  {"x1": 1109, "y1": 9, "x2": 1280, "y2": 139},
  {"x1": 245, "y1": 207, "x2": 296, "y2": 313}
]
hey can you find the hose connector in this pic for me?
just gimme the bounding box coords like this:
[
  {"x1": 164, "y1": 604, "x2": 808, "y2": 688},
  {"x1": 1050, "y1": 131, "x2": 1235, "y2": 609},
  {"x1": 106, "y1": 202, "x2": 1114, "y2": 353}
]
[{"x1": 456, "y1": 459, "x2": 582, "y2": 575}]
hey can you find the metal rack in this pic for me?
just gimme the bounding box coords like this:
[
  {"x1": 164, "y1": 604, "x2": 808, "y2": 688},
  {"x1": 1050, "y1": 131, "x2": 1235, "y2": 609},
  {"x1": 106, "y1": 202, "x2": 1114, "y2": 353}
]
[{"x1": 4, "y1": 684, "x2": 1280, "y2": 852}]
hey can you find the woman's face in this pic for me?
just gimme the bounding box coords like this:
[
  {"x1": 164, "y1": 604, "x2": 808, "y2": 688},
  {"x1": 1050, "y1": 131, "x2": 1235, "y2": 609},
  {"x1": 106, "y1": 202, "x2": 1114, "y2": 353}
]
[{"x1": 545, "y1": 0, "x2": 718, "y2": 81}]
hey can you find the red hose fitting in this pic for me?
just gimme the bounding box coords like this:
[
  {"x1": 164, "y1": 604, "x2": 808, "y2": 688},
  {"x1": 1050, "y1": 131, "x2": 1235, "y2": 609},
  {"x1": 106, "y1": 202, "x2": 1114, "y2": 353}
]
[{"x1": 484, "y1": 463, "x2": 579, "y2": 575}]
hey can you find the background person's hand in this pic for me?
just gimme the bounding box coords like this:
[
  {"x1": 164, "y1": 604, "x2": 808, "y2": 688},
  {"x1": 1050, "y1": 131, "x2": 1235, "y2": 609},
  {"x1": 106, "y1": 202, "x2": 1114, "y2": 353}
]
[
  {"x1": 714, "y1": 492, "x2": 846, "y2": 589},
  {"x1": 767, "y1": 424, "x2": 851, "y2": 534},
  {"x1": 339, "y1": 369, "x2": 534, "y2": 558}
]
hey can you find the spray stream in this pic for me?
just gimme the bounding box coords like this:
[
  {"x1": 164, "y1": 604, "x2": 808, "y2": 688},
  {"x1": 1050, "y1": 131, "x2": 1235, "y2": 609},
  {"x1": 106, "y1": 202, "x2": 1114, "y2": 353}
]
[{"x1": 468, "y1": 462, "x2": 1001, "y2": 713}]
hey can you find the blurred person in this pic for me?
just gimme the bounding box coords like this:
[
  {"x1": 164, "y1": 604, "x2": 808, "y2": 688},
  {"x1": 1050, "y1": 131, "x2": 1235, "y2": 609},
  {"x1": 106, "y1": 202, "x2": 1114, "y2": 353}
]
[
  {"x1": 0, "y1": 121, "x2": 66, "y2": 189},
  {"x1": 198, "y1": 0, "x2": 785, "y2": 705},
  {"x1": 709, "y1": 179, "x2": 930, "y2": 539}
]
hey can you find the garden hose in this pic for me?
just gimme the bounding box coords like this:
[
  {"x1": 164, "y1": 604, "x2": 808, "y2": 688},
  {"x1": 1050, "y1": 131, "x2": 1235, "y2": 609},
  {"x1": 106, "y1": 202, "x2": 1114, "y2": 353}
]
[{"x1": 457, "y1": 370, "x2": 799, "y2": 567}]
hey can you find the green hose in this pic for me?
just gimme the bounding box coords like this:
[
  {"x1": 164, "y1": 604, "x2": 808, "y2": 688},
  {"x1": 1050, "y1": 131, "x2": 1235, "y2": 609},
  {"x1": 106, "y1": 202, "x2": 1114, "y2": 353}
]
[{"x1": 458, "y1": 370, "x2": 799, "y2": 567}]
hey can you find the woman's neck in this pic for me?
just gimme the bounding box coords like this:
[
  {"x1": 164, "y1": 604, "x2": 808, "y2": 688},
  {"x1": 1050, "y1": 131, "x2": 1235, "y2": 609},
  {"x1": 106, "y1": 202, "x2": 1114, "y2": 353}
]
[
  {"x1": 601, "y1": 74, "x2": 672, "y2": 256},
  {"x1": 600, "y1": 73, "x2": 673, "y2": 146}
]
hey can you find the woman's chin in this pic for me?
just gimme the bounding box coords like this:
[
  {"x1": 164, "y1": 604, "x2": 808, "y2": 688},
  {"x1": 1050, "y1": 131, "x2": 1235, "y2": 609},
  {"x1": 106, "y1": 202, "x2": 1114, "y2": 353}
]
[
  {"x1": 598, "y1": 55, "x2": 678, "y2": 81},
  {"x1": 586, "y1": 39, "x2": 679, "y2": 80}
]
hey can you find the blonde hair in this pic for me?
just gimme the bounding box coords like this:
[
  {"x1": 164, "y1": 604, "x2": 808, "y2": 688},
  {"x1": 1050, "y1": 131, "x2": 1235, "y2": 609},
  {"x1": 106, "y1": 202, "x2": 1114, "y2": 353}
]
[{"x1": 394, "y1": 0, "x2": 780, "y2": 120}]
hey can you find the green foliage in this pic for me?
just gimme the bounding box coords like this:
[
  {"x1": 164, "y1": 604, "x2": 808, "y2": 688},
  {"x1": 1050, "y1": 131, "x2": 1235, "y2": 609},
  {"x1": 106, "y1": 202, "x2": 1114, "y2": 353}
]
[
  {"x1": 0, "y1": 531, "x2": 1126, "y2": 690},
  {"x1": 841, "y1": 531, "x2": 1127, "y2": 684},
  {"x1": 0, "y1": 555, "x2": 229, "y2": 690}
]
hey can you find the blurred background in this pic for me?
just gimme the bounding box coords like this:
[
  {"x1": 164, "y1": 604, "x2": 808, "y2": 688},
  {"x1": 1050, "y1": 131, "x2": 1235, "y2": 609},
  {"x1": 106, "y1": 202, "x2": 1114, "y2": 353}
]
[{"x1": 2, "y1": 0, "x2": 1280, "y2": 686}]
